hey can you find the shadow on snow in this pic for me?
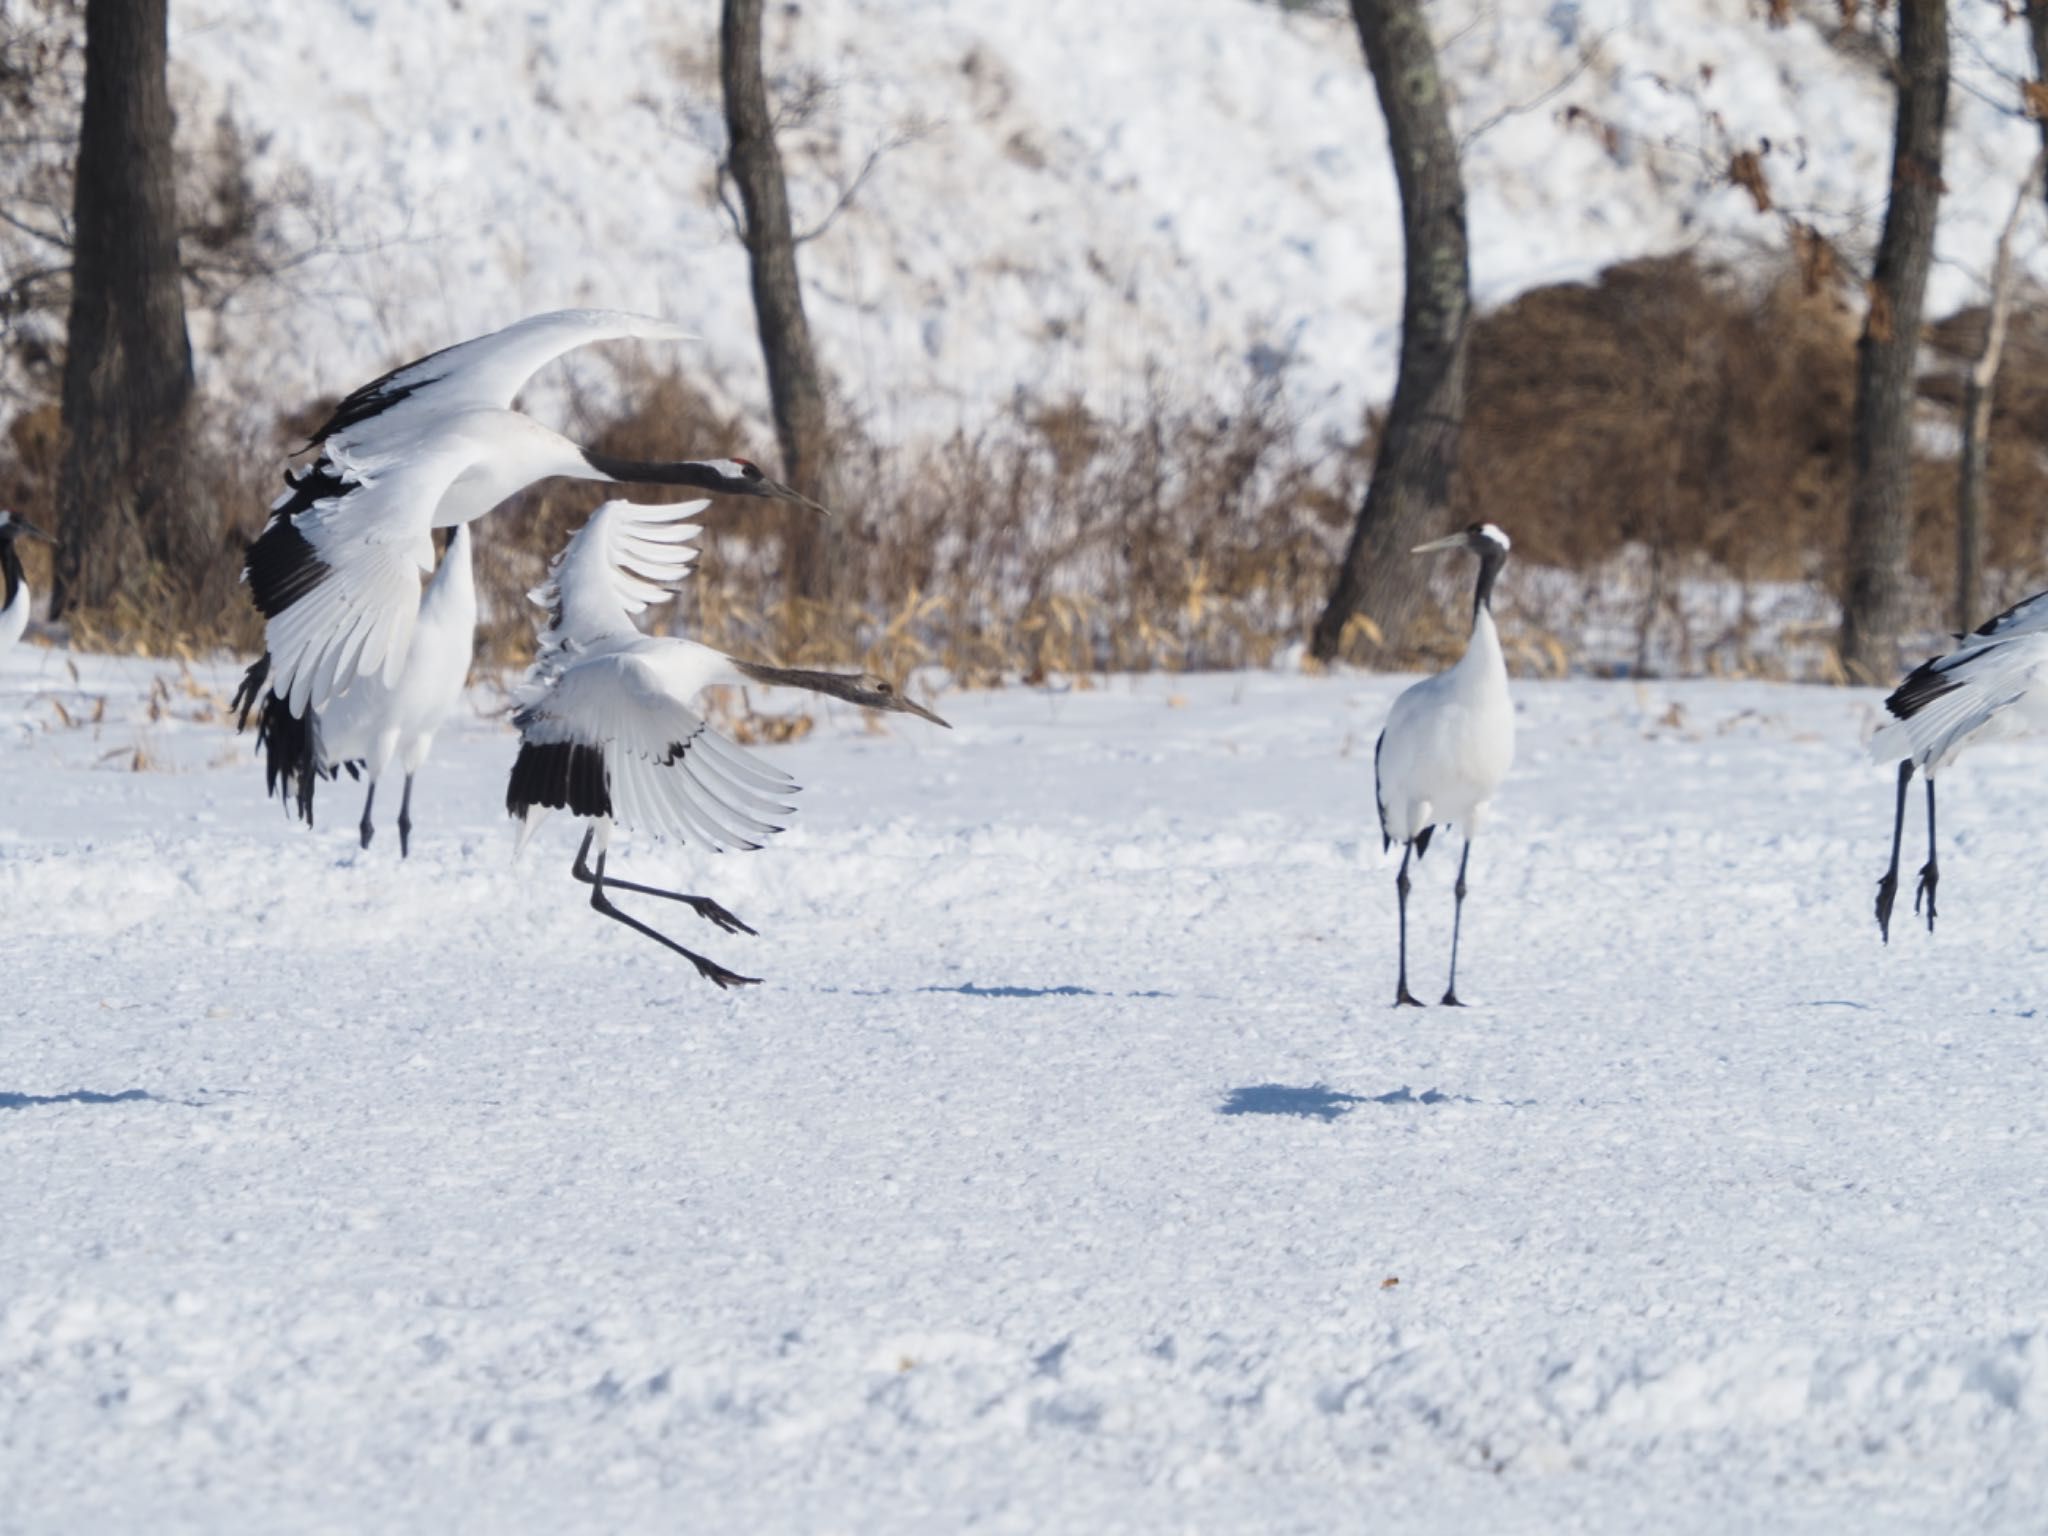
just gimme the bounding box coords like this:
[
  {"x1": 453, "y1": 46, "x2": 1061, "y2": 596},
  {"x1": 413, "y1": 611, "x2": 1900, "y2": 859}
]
[
  {"x1": 918, "y1": 982, "x2": 1174, "y2": 999},
  {"x1": 816, "y1": 982, "x2": 1177, "y2": 999},
  {"x1": 0, "y1": 1087, "x2": 161, "y2": 1111},
  {"x1": 1218, "y1": 1082, "x2": 1477, "y2": 1122}
]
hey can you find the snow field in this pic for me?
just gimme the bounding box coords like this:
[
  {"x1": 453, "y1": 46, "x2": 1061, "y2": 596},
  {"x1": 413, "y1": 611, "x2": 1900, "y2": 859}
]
[{"x1": 6, "y1": 654, "x2": 2048, "y2": 1530}]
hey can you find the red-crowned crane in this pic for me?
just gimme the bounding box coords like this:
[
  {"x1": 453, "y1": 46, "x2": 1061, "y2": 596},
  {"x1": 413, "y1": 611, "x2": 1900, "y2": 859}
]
[
  {"x1": 0, "y1": 512, "x2": 55, "y2": 659},
  {"x1": 1373, "y1": 523, "x2": 1515, "y2": 1007},
  {"x1": 1870, "y1": 591, "x2": 2048, "y2": 941},
  {"x1": 243, "y1": 309, "x2": 824, "y2": 719},
  {"x1": 232, "y1": 523, "x2": 476, "y2": 855},
  {"x1": 507, "y1": 498, "x2": 948, "y2": 989}
]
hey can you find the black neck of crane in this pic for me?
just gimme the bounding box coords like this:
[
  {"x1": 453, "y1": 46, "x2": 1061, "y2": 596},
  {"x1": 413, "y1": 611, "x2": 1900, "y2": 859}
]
[
  {"x1": 1471, "y1": 543, "x2": 1506, "y2": 625},
  {"x1": 581, "y1": 450, "x2": 735, "y2": 494},
  {"x1": 0, "y1": 534, "x2": 21, "y2": 611},
  {"x1": 732, "y1": 658, "x2": 863, "y2": 701}
]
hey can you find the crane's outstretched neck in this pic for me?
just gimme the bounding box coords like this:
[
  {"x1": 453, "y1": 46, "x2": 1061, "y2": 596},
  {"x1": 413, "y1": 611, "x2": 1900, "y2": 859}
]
[
  {"x1": 578, "y1": 451, "x2": 827, "y2": 513},
  {"x1": 1471, "y1": 541, "x2": 1507, "y2": 627},
  {"x1": 731, "y1": 658, "x2": 950, "y2": 725},
  {"x1": 731, "y1": 660, "x2": 860, "y2": 697},
  {"x1": 581, "y1": 452, "x2": 749, "y2": 492}
]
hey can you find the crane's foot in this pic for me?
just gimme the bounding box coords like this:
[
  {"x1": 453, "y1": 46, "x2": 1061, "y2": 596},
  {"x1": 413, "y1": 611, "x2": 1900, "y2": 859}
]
[
  {"x1": 1875, "y1": 871, "x2": 1900, "y2": 944},
  {"x1": 681, "y1": 895, "x2": 756, "y2": 936},
  {"x1": 1914, "y1": 861, "x2": 1938, "y2": 933},
  {"x1": 1440, "y1": 989, "x2": 1467, "y2": 1007},
  {"x1": 690, "y1": 954, "x2": 762, "y2": 991},
  {"x1": 1394, "y1": 985, "x2": 1426, "y2": 1008},
  {"x1": 398, "y1": 818, "x2": 412, "y2": 859}
]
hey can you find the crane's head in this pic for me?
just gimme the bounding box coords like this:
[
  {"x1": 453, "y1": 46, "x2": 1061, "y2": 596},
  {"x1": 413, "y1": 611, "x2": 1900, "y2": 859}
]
[
  {"x1": 0, "y1": 511, "x2": 54, "y2": 544},
  {"x1": 1412, "y1": 523, "x2": 1510, "y2": 559},
  {"x1": 838, "y1": 671, "x2": 951, "y2": 727},
  {"x1": 698, "y1": 459, "x2": 831, "y2": 516}
]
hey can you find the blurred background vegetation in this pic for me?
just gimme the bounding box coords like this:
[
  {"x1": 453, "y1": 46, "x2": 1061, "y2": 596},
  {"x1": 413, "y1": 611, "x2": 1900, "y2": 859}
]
[{"x1": 2, "y1": 0, "x2": 2045, "y2": 686}]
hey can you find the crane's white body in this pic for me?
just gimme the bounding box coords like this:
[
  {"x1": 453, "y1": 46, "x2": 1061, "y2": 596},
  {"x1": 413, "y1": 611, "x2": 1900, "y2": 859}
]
[
  {"x1": 510, "y1": 498, "x2": 796, "y2": 856},
  {"x1": 0, "y1": 573, "x2": 26, "y2": 657},
  {"x1": 250, "y1": 309, "x2": 701, "y2": 717},
  {"x1": 0, "y1": 510, "x2": 46, "y2": 659},
  {"x1": 1868, "y1": 593, "x2": 2048, "y2": 776},
  {"x1": 311, "y1": 524, "x2": 477, "y2": 789},
  {"x1": 1376, "y1": 604, "x2": 1514, "y2": 848}
]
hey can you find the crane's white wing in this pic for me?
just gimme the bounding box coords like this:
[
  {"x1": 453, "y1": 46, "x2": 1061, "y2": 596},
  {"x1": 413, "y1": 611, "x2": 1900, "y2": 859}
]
[
  {"x1": 508, "y1": 651, "x2": 798, "y2": 852},
  {"x1": 311, "y1": 310, "x2": 697, "y2": 452},
  {"x1": 1956, "y1": 590, "x2": 2048, "y2": 646},
  {"x1": 247, "y1": 444, "x2": 476, "y2": 715},
  {"x1": 1871, "y1": 617, "x2": 2048, "y2": 772},
  {"x1": 529, "y1": 498, "x2": 709, "y2": 660}
]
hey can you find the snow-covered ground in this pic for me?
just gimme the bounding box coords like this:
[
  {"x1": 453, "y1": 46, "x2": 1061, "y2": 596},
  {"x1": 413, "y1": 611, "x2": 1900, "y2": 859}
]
[
  {"x1": 8, "y1": 648, "x2": 2048, "y2": 1531},
  {"x1": 167, "y1": 0, "x2": 2046, "y2": 440}
]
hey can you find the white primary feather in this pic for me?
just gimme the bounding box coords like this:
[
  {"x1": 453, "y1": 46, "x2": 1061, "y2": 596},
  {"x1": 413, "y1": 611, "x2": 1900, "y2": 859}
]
[
  {"x1": 317, "y1": 309, "x2": 698, "y2": 457},
  {"x1": 528, "y1": 497, "x2": 708, "y2": 668}
]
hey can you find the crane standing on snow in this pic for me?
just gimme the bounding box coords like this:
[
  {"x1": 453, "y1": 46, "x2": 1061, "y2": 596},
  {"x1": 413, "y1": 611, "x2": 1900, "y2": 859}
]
[
  {"x1": 507, "y1": 498, "x2": 949, "y2": 990},
  {"x1": 243, "y1": 308, "x2": 825, "y2": 721},
  {"x1": 1869, "y1": 591, "x2": 2048, "y2": 942},
  {"x1": 0, "y1": 512, "x2": 55, "y2": 660},
  {"x1": 1374, "y1": 523, "x2": 1515, "y2": 1007},
  {"x1": 233, "y1": 522, "x2": 477, "y2": 856}
]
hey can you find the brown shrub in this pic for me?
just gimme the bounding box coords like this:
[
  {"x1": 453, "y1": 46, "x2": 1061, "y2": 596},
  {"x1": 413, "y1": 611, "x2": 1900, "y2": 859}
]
[{"x1": 1455, "y1": 253, "x2": 1860, "y2": 583}]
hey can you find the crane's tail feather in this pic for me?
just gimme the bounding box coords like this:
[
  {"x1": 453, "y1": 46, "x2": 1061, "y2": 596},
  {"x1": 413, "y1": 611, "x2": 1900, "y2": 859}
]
[{"x1": 1869, "y1": 657, "x2": 2022, "y2": 773}]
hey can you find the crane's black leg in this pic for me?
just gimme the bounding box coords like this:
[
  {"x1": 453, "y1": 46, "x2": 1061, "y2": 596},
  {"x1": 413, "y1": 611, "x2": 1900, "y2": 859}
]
[
  {"x1": 1442, "y1": 839, "x2": 1473, "y2": 1007},
  {"x1": 1913, "y1": 775, "x2": 1939, "y2": 933},
  {"x1": 570, "y1": 835, "x2": 755, "y2": 935},
  {"x1": 1395, "y1": 843, "x2": 1424, "y2": 1007},
  {"x1": 582, "y1": 839, "x2": 759, "y2": 989},
  {"x1": 1875, "y1": 759, "x2": 1914, "y2": 943},
  {"x1": 358, "y1": 780, "x2": 376, "y2": 851},
  {"x1": 397, "y1": 774, "x2": 415, "y2": 859}
]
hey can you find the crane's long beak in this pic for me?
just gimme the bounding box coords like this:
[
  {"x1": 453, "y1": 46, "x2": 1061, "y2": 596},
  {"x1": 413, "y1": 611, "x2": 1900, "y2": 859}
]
[
  {"x1": 9, "y1": 519, "x2": 55, "y2": 543},
  {"x1": 756, "y1": 476, "x2": 831, "y2": 517},
  {"x1": 901, "y1": 695, "x2": 951, "y2": 729},
  {"x1": 1411, "y1": 533, "x2": 1468, "y2": 555}
]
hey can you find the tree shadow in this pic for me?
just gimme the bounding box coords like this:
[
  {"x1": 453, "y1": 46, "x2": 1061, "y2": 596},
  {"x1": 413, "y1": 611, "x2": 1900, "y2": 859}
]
[
  {"x1": 1218, "y1": 1082, "x2": 1476, "y2": 1122},
  {"x1": 0, "y1": 1087, "x2": 159, "y2": 1111}
]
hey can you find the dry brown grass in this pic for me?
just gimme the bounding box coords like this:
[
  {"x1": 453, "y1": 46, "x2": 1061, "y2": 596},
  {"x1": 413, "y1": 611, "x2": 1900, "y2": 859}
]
[
  {"x1": 3, "y1": 383, "x2": 271, "y2": 655},
  {"x1": 468, "y1": 364, "x2": 1368, "y2": 683}
]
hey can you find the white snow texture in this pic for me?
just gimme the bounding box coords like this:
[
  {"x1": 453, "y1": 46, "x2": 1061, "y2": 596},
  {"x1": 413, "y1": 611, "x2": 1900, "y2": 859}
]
[
  {"x1": 171, "y1": 0, "x2": 2044, "y2": 439},
  {"x1": 8, "y1": 653, "x2": 2048, "y2": 1531}
]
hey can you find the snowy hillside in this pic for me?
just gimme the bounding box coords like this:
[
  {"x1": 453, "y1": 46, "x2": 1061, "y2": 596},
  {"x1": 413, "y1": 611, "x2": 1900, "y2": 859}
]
[
  {"x1": 172, "y1": 0, "x2": 2046, "y2": 440},
  {"x1": 10, "y1": 652, "x2": 2048, "y2": 1529}
]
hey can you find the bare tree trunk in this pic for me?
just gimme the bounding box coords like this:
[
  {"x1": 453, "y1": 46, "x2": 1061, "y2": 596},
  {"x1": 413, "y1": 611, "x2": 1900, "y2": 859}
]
[
  {"x1": 1310, "y1": 0, "x2": 1471, "y2": 663},
  {"x1": 1955, "y1": 148, "x2": 2045, "y2": 632},
  {"x1": 2029, "y1": 1, "x2": 2048, "y2": 203},
  {"x1": 51, "y1": 0, "x2": 194, "y2": 618},
  {"x1": 720, "y1": 0, "x2": 836, "y2": 605},
  {"x1": 1838, "y1": 0, "x2": 1947, "y2": 681}
]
